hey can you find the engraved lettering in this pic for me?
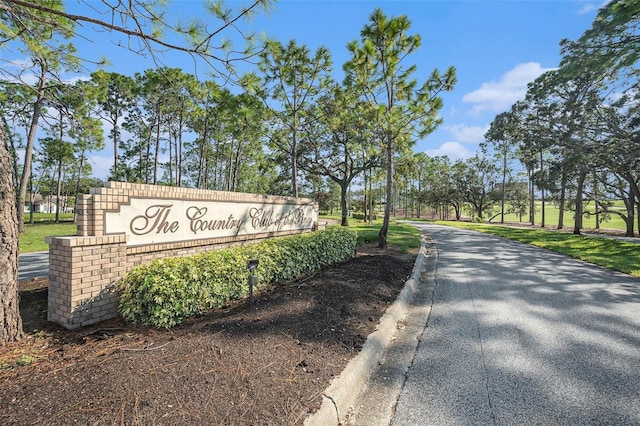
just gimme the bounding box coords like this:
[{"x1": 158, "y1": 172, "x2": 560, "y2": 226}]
[
  {"x1": 130, "y1": 204, "x2": 179, "y2": 235},
  {"x1": 187, "y1": 206, "x2": 242, "y2": 234}
]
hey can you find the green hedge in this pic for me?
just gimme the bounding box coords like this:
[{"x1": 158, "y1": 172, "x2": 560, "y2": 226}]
[
  {"x1": 116, "y1": 227, "x2": 357, "y2": 328},
  {"x1": 353, "y1": 213, "x2": 377, "y2": 220}
]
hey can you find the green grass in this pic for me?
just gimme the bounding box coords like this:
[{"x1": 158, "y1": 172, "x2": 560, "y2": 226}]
[
  {"x1": 435, "y1": 221, "x2": 640, "y2": 278},
  {"x1": 501, "y1": 201, "x2": 628, "y2": 232},
  {"x1": 322, "y1": 215, "x2": 421, "y2": 253},
  {"x1": 20, "y1": 222, "x2": 76, "y2": 253}
]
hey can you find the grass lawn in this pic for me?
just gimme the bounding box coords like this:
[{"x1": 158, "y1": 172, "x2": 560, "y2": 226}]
[
  {"x1": 321, "y1": 215, "x2": 421, "y2": 253},
  {"x1": 435, "y1": 220, "x2": 640, "y2": 278},
  {"x1": 502, "y1": 201, "x2": 628, "y2": 232},
  {"x1": 19, "y1": 222, "x2": 76, "y2": 253}
]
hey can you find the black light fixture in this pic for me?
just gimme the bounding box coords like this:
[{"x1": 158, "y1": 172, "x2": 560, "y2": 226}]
[{"x1": 247, "y1": 259, "x2": 259, "y2": 307}]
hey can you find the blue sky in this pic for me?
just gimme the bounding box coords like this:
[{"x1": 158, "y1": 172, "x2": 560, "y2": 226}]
[
  {"x1": 8, "y1": 0, "x2": 606, "y2": 179},
  {"x1": 237, "y1": 0, "x2": 602, "y2": 164}
]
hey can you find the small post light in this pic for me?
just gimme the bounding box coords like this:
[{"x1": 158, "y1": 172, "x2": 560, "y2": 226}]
[{"x1": 247, "y1": 259, "x2": 259, "y2": 307}]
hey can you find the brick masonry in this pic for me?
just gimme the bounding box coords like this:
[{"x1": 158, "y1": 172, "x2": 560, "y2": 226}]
[{"x1": 48, "y1": 182, "x2": 320, "y2": 329}]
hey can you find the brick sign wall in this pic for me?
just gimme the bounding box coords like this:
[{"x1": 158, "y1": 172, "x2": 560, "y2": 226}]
[{"x1": 47, "y1": 182, "x2": 320, "y2": 329}]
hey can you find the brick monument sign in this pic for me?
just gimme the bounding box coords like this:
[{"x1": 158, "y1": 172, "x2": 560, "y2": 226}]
[{"x1": 47, "y1": 182, "x2": 319, "y2": 329}]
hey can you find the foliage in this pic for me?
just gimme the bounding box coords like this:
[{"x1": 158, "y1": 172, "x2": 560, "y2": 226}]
[
  {"x1": 483, "y1": 111, "x2": 520, "y2": 223},
  {"x1": 116, "y1": 227, "x2": 357, "y2": 328},
  {"x1": 344, "y1": 8, "x2": 456, "y2": 248},
  {"x1": 352, "y1": 213, "x2": 377, "y2": 221},
  {"x1": 454, "y1": 156, "x2": 501, "y2": 220},
  {"x1": 436, "y1": 221, "x2": 640, "y2": 278},
  {"x1": 17, "y1": 354, "x2": 36, "y2": 366},
  {"x1": 250, "y1": 39, "x2": 333, "y2": 197},
  {"x1": 299, "y1": 84, "x2": 381, "y2": 226},
  {"x1": 560, "y1": 0, "x2": 640, "y2": 87}
]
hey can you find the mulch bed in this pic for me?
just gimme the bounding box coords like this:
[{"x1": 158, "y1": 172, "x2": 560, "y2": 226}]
[{"x1": 0, "y1": 245, "x2": 416, "y2": 425}]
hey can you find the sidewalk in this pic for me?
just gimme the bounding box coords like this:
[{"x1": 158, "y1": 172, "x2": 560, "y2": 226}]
[{"x1": 305, "y1": 230, "x2": 436, "y2": 425}]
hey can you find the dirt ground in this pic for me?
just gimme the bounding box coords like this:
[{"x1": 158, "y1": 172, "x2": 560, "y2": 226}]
[{"x1": 0, "y1": 244, "x2": 417, "y2": 425}]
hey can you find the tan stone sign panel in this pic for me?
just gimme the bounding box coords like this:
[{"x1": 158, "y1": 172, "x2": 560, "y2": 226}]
[{"x1": 105, "y1": 198, "x2": 316, "y2": 246}]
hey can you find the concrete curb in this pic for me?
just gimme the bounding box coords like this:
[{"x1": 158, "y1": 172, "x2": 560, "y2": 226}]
[{"x1": 304, "y1": 232, "x2": 432, "y2": 426}]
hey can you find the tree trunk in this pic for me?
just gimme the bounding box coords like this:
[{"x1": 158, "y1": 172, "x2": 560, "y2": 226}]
[
  {"x1": 557, "y1": 169, "x2": 567, "y2": 230},
  {"x1": 623, "y1": 193, "x2": 634, "y2": 237},
  {"x1": 636, "y1": 195, "x2": 639, "y2": 237},
  {"x1": 55, "y1": 158, "x2": 63, "y2": 223},
  {"x1": 291, "y1": 126, "x2": 299, "y2": 198},
  {"x1": 153, "y1": 112, "x2": 161, "y2": 184},
  {"x1": 573, "y1": 169, "x2": 587, "y2": 235},
  {"x1": 168, "y1": 131, "x2": 173, "y2": 185},
  {"x1": 363, "y1": 165, "x2": 368, "y2": 223},
  {"x1": 417, "y1": 170, "x2": 422, "y2": 219},
  {"x1": 29, "y1": 176, "x2": 35, "y2": 224},
  {"x1": 632, "y1": 181, "x2": 640, "y2": 237},
  {"x1": 404, "y1": 178, "x2": 408, "y2": 218},
  {"x1": 17, "y1": 63, "x2": 48, "y2": 233},
  {"x1": 501, "y1": 150, "x2": 507, "y2": 224},
  {"x1": 637, "y1": 203, "x2": 639, "y2": 237},
  {"x1": 196, "y1": 136, "x2": 206, "y2": 188},
  {"x1": 232, "y1": 143, "x2": 243, "y2": 193},
  {"x1": 378, "y1": 144, "x2": 393, "y2": 249},
  {"x1": 112, "y1": 113, "x2": 119, "y2": 180},
  {"x1": 145, "y1": 127, "x2": 152, "y2": 184},
  {"x1": 539, "y1": 149, "x2": 545, "y2": 228},
  {"x1": 340, "y1": 182, "x2": 349, "y2": 227},
  {"x1": 178, "y1": 112, "x2": 184, "y2": 187},
  {"x1": 528, "y1": 166, "x2": 535, "y2": 226},
  {"x1": 593, "y1": 171, "x2": 600, "y2": 230},
  {"x1": 74, "y1": 148, "x2": 86, "y2": 222},
  {"x1": 0, "y1": 126, "x2": 24, "y2": 344},
  {"x1": 368, "y1": 167, "x2": 373, "y2": 224}
]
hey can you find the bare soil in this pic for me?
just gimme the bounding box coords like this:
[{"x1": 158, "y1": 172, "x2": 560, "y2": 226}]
[{"x1": 0, "y1": 244, "x2": 417, "y2": 425}]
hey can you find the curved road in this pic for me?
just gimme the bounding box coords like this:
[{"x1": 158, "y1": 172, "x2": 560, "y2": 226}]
[{"x1": 392, "y1": 224, "x2": 640, "y2": 425}]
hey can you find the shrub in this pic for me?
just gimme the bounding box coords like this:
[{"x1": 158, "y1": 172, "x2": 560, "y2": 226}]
[
  {"x1": 116, "y1": 227, "x2": 357, "y2": 328},
  {"x1": 352, "y1": 212, "x2": 377, "y2": 220}
]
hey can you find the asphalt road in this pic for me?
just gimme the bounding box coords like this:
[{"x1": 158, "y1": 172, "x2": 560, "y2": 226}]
[
  {"x1": 18, "y1": 251, "x2": 49, "y2": 281},
  {"x1": 390, "y1": 224, "x2": 640, "y2": 425}
]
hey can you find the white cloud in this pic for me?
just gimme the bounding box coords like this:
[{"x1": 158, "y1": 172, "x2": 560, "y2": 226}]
[
  {"x1": 578, "y1": 3, "x2": 597, "y2": 14},
  {"x1": 445, "y1": 124, "x2": 489, "y2": 144},
  {"x1": 64, "y1": 75, "x2": 91, "y2": 84},
  {"x1": 577, "y1": 1, "x2": 608, "y2": 14},
  {"x1": 1, "y1": 56, "x2": 90, "y2": 85},
  {"x1": 426, "y1": 142, "x2": 474, "y2": 161},
  {"x1": 0, "y1": 58, "x2": 37, "y2": 85},
  {"x1": 462, "y1": 62, "x2": 555, "y2": 114}
]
